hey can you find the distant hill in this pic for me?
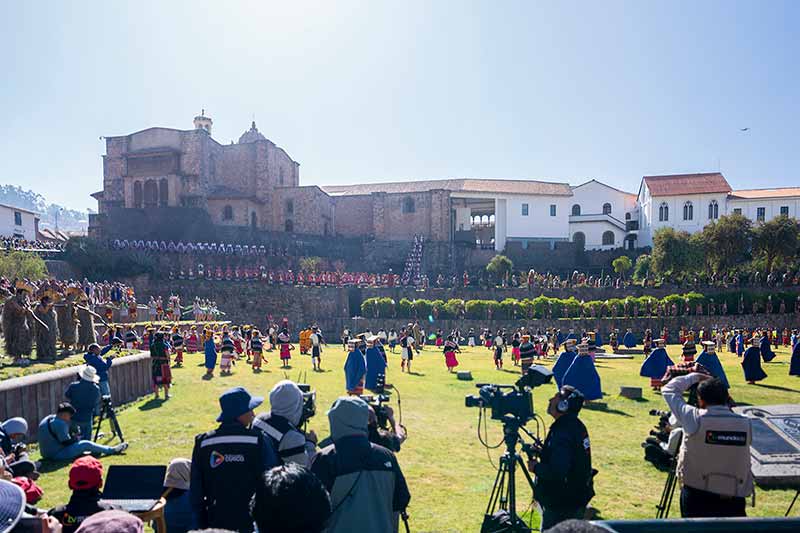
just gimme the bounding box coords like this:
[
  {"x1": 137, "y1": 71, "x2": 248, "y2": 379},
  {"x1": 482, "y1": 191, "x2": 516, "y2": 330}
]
[{"x1": 0, "y1": 184, "x2": 90, "y2": 233}]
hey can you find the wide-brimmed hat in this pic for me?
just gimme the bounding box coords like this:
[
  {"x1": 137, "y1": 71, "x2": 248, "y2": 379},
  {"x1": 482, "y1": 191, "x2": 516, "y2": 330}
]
[
  {"x1": 163, "y1": 458, "x2": 191, "y2": 491},
  {"x1": 216, "y1": 387, "x2": 263, "y2": 422},
  {"x1": 79, "y1": 365, "x2": 100, "y2": 383},
  {"x1": 0, "y1": 480, "x2": 25, "y2": 533}
]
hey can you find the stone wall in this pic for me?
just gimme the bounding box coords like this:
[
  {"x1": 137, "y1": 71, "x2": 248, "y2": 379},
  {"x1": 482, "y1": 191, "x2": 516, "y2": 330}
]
[
  {"x1": 334, "y1": 195, "x2": 375, "y2": 237},
  {"x1": 0, "y1": 353, "x2": 152, "y2": 442}
]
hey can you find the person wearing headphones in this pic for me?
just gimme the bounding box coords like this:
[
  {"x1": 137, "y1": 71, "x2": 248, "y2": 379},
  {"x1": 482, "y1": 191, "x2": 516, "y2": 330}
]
[{"x1": 529, "y1": 385, "x2": 595, "y2": 530}]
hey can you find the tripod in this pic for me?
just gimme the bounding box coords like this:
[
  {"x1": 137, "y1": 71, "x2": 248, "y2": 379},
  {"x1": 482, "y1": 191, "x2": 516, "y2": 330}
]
[
  {"x1": 94, "y1": 396, "x2": 124, "y2": 443},
  {"x1": 482, "y1": 415, "x2": 538, "y2": 533},
  {"x1": 655, "y1": 460, "x2": 678, "y2": 519}
]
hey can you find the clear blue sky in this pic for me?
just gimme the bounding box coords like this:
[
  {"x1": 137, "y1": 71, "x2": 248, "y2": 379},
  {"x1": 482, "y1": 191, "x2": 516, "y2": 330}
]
[{"x1": 1, "y1": 1, "x2": 797, "y2": 211}]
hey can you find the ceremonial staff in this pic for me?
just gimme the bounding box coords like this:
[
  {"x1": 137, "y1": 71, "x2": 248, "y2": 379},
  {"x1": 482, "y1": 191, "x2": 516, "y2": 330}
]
[
  {"x1": 75, "y1": 303, "x2": 112, "y2": 329},
  {"x1": 24, "y1": 303, "x2": 49, "y2": 331}
]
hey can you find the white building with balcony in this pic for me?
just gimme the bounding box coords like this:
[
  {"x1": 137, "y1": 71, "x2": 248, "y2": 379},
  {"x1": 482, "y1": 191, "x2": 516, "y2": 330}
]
[{"x1": 568, "y1": 180, "x2": 637, "y2": 250}]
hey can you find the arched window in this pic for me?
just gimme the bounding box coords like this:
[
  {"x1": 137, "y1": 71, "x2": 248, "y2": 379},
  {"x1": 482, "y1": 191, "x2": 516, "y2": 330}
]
[
  {"x1": 159, "y1": 178, "x2": 169, "y2": 207},
  {"x1": 572, "y1": 232, "x2": 586, "y2": 248},
  {"x1": 602, "y1": 203, "x2": 612, "y2": 215},
  {"x1": 658, "y1": 202, "x2": 669, "y2": 222},
  {"x1": 133, "y1": 181, "x2": 143, "y2": 208},
  {"x1": 489, "y1": 214, "x2": 495, "y2": 225},
  {"x1": 625, "y1": 212, "x2": 631, "y2": 220},
  {"x1": 223, "y1": 205, "x2": 233, "y2": 221},
  {"x1": 708, "y1": 200, "x2": 719, "y2": 220},
  {"x1": 285, "y1": 219, "x2": 294, "y2": 233},
  {"x1": 602, "y1": 231, "x2": 615, "y2": 246},
  {"x1": 683, "y1": 201, "x2": 693, "y2": 221},
  {"x1": 143, "y1": 180, "x2": 158, "y2": 208},
  {"x1": 251, "y1": 212, "x2": 257, "y2": 229},
  {"x1": 571, "y1": 204, "x2": 581, "y2": 216},
  {"x1": 402, "y1": 197, "x2": 415, "y2": 214}
]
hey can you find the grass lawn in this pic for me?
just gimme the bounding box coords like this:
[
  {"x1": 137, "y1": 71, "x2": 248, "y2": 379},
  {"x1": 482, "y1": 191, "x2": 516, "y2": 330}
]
[{"x1": 31, "y1": 342, "x2": 800, "y2": 531}]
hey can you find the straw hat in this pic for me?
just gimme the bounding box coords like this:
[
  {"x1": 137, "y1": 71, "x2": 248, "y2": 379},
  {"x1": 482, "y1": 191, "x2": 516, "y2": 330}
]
[{"x1": 79, "y1": 365, "x2": 100, "y2": 384}]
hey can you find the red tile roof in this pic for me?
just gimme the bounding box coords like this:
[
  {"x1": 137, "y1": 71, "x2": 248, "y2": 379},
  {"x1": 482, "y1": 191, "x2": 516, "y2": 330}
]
[
  {"x1": 643, "y1": 172, "x2": 731, "y2": 197},
  {"x1": 322, "y1": 178, "x2": 573, "y2": 197},
  {"x1": 729, "y1": 188, "x2": 800, "y2": 199}
]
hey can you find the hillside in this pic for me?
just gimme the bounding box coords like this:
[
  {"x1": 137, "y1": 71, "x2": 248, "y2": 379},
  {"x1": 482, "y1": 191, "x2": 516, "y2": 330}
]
[{"x1": 0, "y1": 184, "x2": 89, "y2": 233}]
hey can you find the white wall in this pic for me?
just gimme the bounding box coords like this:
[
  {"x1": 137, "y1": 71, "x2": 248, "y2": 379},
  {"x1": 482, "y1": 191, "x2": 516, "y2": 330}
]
[
  {"x1": 727, "y1": 197, "x2": 800, "y2": 222},
  {"x1": 504, "y1": 195, "x2": 570, "y2": 241},
  {"x1": 639, "y1": 189, "x2": 729, "y2": 246},
  {"x1": 0, "y1": 206, "x2": 37, "y2": 240},
  {"x1": 570, "y1": 181, "x2": 636, "y2": 219},
  {"x1": 494, "y1": 199, "x2": 507, "y2": 251},
  {"x1": 569, "y1": 220, "x2": 626, "y2": 250},
  {"x1": 454, "y1": 207, "x2": 472, "y2": 231}
]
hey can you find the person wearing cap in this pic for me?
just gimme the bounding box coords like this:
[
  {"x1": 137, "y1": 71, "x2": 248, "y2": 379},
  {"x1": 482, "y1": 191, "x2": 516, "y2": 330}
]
[
  {"x1": 253, "y1": 380, "x2": 318, "y2": 467},
  {"x1": 202, "y1": 328, "x2": 217, "y2": 379},
  {"x1": 190, "y1": 386, "x2": 279, "y2": 532},
  {"x1": 0, "y1": 418, "x2": 37, "y2": 479},
  {"x1": 48, "y1": 456, "x2": 117, "y2": 533},
  {"x1": 37, "y1": 403, "x2": 127, "y2": 462},
  {"x1": 640, "y1": 339, "x2": 673, "y2": 392},
  {"x1": 662, "y1": 372, "x2": 752, "y2": 517},
  {"x1": 83, "y1": 341, "x2": 119, "y2": 400},
  {"x1": 529, "y1": 385, "x2": 594, "y2": 530},
  {"x1": 162, "y1": 458, "x2": 193, "y2": 533},
  {"x1": 518, "y1": 334, "x2": 536, "y2": 376},
  {"x1": 278, "y1": 328, "x2": 293, "y2": 369},
  {"x1": 219, "y1": 331, "x2": 235, "y2": 376},
  {"x1": 310, "y1": 396, "x2": 410, "y2": 533},
  {"x1": 309, "y1": 326, "x2": 325, "y2": 372},
  {"x1": 64, "y1": 366, "x2": 101, "y2": 440}
]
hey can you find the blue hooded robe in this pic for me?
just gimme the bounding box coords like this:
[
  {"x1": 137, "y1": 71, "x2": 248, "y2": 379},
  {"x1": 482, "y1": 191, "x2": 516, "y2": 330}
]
[
  {"x1": 696, "y1": 349, "x2": 729, "y2": 389},
  {"x1": 344, "y1": 348, "x2": 367, "y2": 391},
  {"x1": 563, "y1": 355, "x2": 603, "y2": 401},
  {"x1": 741, "y1": 346, "x2": 767, "y2": 383},
  {"x1": 552, "y1": 350, "x2": 577, "y2": 389},
  {"x1": 364, "y1": 346, "x2": 387, "y2": 390},
  {"x1": 640, "y1": 347, "x2": 674, "y2": 379},
  {"x1": 736, "y1": 334, "x2": 744, "y2": 357},
  {"x1": 728, "y1": 335, "x2": 736, "y2": 353},
  {"x1": 760, "y1": 336, "x2": 776, "y2": 363},
  {"x1": 789, "y1": 342, "x2": 800, "y2": 377},
  {"x1": 595, "y1": 331, "x2": 604, "y2": 347},
  {"x1": 203, "y1": 338, "x2": 217, "y2": 370},
  {"x1": 622, "y1": 331, "x2": 637, "y2": 348},
  {"x1": 556, "y1": 331, "x2": 565, "y2": 346},
  {"x1": 565, "y1": 332, "x2": 578, "y2": 342}
]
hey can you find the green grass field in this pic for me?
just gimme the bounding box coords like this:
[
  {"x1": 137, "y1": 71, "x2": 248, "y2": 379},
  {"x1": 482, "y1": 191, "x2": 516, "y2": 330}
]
[{"x1": 30, "y1": 343, "x2": 800, "y2": 531}]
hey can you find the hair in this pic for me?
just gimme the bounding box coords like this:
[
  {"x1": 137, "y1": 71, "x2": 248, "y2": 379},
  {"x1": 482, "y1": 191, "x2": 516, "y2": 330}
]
[
  {"x1": 250, "y1": 464, "x2": 331, "y2": 533},
  {"x1": 57, "y1": 402, "x2": 76, "y2": 416},
  {"x1": 545, "y1": 520, "x2": 606, "y2": 532},
  {"x1": 697, "y1": 378, "x2": 729, "y2": 406}
]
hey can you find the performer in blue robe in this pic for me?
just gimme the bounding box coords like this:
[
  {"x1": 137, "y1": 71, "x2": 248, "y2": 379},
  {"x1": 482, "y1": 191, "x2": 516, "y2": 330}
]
[
  {"x1": 727, "y1": 334, "x2": 736, "y2": 353},
  {"x1": 556, "y1": 330, "x2": 565, "y2": 346},
  {"x1": 364, "y1": 336, "x2": 387, "y2": 391},
  {"x1": 640, "y1": 339, "x2": 673, "y2": 390},
  {"x1": 563, "y1": 343, "x2": 603, "y2": 401},
  {"x1": 565, "y1": 330, "x2": 578, "y2": 342},
  {"x1": 552, "y1": 339, "x2": 578, "y2": 388},
  {"x1": 741, "y1": 338, "x2": 767, "y2": 384},
  {"x1": 696, "y1": 341, "x2": 729, "y2": 389},
  {"x1": 344, "y1": 339, "x2": 367, "y2": 394},
  {"x1": 622, "y1": 328, "x2": 637, "y2": 348},
  {"x1": 736, "y1": 332, "x2": 745, "y2": 357},
  {"x1": 759, "y1": 334, "x2": 776, "y2": 363},
  {"x1": 790, "y1": 341, "x2": 800, "y2": 377},
  {"x1": 595, "y1": 331, "x2": 603, "y2": 347}
]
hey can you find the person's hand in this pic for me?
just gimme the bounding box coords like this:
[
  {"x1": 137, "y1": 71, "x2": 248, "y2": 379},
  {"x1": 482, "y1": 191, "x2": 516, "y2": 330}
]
[
  {"x1": 527, "y1": 456, "x2": 538, "y2": 472},
  {"x1": 39, "y1": 515, "x2": 63, "y2": 533},
  {"x1": 306, "y1": 430, "x2": 318, "y2": 445}
]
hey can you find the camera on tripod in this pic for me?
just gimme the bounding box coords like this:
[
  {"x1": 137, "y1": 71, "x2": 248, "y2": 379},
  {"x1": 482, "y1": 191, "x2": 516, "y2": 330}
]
[{"x1": 465, "y1": 365, "x2": 553, "y2": 423}]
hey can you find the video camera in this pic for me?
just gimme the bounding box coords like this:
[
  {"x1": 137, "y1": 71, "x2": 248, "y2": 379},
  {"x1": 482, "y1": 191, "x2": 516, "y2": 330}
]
[
  {"x1": 360, "y1": 393, "x2": 391, "y2": 427},
  {"x1": 297, "y1": 383, "x2": 316, "y2": 424},
  {"x1": 464, "y1": 365, "x2": 553, "y2": 423}
]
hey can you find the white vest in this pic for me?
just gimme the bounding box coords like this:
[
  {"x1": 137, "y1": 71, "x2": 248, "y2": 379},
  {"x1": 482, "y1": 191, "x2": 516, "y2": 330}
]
[{"x1": 677, "y1": 406, "x2": 754, "y2": 498}]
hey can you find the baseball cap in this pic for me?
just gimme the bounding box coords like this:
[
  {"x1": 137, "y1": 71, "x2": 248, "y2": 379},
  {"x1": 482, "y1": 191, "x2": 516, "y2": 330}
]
[
  {"x1": 217, "y1": 387, "x2": 263, "y2": 422},
  {"x1": 69, "y1": 456, "x2": 104, "y2": 491}
]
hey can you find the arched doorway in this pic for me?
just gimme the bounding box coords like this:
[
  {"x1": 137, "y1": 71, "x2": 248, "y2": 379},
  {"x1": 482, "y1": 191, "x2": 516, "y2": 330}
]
[{"x1": 573, "y1": 231, "x2": 586, "y2": 249}]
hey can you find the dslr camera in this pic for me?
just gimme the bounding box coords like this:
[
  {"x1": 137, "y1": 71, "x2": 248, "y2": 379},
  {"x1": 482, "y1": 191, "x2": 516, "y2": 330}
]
[
  {"x1": 297, "y1": 383, "x2": 317, "y2": 424},
  {"x1": 360, "y1": 393, "x2": 391, "y2": 428},
  {"x1": 465, "y1": 365, "x2": 553, "y2": 423}
]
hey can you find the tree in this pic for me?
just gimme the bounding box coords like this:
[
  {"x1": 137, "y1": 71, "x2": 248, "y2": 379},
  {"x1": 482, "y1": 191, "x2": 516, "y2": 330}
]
[
  {"x1": 752, "y1": 215, "x2": 800, "y2": 273},
  {"x1": 486, "y1": 255, "x2": 513, "y2": 285},
  {"x1": 299, "y1": 256, "x2": 323, "y2": 272},
  {"x1": 612, "y1": 256, "x2": 632, "y2": 279},
  {"x1": 651, "y1": 228, "x2": 702, "y2": 277},
  {"x1": 0, "y1": 251, "x2": 48, "y2": 280},
  {"x1": 632, "y1": 254, "x2": 651, "y2": 281},
  {"x1": 701, "y1": 214, "x2": 753, "y2": 274}
]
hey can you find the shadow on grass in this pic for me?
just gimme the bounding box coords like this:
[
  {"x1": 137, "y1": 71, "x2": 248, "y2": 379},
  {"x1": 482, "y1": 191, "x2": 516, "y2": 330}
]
[
  {"x1": 583, "y1": 402, "x2": 633, "y2": 417},
  {"x1": 755, "y1": 383, "x2": 800, "y2": 393},
  {"x1": 138, "y1": 398, "x2": 166, "y2": 411},
  {"x1": 37, "y1": 459, "x2": 72, "y2": 474},
  {"x1": 408, "y1": 371, "x2": 426, "y2": 377}
]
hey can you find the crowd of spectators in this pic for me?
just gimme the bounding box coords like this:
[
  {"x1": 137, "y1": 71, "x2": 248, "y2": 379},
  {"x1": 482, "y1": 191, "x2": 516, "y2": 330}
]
[{"x1": 0, "y1": 237, "x2": 65, "y2": 253}]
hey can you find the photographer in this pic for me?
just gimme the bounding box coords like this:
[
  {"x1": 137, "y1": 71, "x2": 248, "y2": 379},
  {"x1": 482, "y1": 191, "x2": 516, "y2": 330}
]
[
  {"x1": 253, "y1": 380, "x2": 317, "y2": 467},
  {"x1": 368, "y1": 404, "x2": 407, "y2": 453},
  {"x1": 83, "y1": 340, "x2": 121, "y2": 400},
  {"x1": 64, "y1": 366, "x2": 101, "y2": 441},
  {"x1": 662, "y1": 373, "x2": 753, "y2": 517},
  {"x1": 37, "y1": 403, "x2": 127, "y2": 462},
  {"x1": 530, "y1": 386, "x2": 594, "y2": 530}
]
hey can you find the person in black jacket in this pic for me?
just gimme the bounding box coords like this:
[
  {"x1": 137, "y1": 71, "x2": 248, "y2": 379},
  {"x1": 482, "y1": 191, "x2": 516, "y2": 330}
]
[
  {"x1": 530, "y1": 385, "x2": 594, "y2": 530},
  {"x1": 48, "y1": 456, "x2": 117, "y2": 533}
]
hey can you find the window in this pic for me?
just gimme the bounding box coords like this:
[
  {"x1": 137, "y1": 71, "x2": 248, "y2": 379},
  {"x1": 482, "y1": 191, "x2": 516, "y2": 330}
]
[
  {"x1": 223, "y1": 205, "x2": 233, "y2": 221},
  {"x1": 521, "y1": 203, "x2": 529, "y2": 216},
  {"x1": 756, "y1": 207, "x2": 765, "y2": 222},
  {"x1": 13, "y1": 212, "x2": 22, "y2": 226},
  {"x1": 602, "y1": 203, "x2": 611, "y2": 215},
  {"x1": 286, "y1": 200, "x2": 294, "y2": 215},
  {"x1": 133, "y1": 181, "x2": 143, "y2": 208},
  {"x1": 143, "y1": 180, "x2": 158, "y2": 208},
  {"x1": 602, "y1": 231, "x2": 615, "y2": 246},
  {"x1": 780, "y1": 206, "x2": 789, "y2": 216},
  {"x1": 658, "y1": 202, "x2": 669, "y2": 222},
  {"x1": 285, "y1": 219, "x2": 294, "y2": 232},
  {"x1": 683, "y1": 201, "x2": 693, "y2": 221},
  {"x1": 625, "y1": 212, "x2": 631, "y2": 220},
  {"x1": 708, "y1": 200, "x2": 719, "y2": 220},
  {"x1": 549, "y1": 204, "x2": 556, "y2": 217},
  {"x1": 251, "y1": 212, "x2": 257, "y2": 229},
  {"x1": 159, "y1": 178, "x2": 169, "y2": 207},
  {"x1": 733, "y1": 208, "x2": 742, "y2": 215},
  {"x1": 572, "y1": 232, "x2": 585, "y2": 248},
  {"x1": 402, "y1": 197, "x2": 415, "y2": 214},
  {"x1": 571, "y1": 204, "x2": 581, "y2": 216}
]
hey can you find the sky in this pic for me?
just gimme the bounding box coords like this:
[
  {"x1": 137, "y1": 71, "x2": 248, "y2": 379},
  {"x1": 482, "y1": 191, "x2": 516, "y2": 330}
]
[{"x1": 1, "y1": 1, "x2": 798, "y2": 212}]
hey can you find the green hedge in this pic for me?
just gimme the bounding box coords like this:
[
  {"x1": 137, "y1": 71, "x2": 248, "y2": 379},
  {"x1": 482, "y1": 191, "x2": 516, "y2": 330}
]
[{"x1": 359, "y1": 292, "x2": 798, "y2": 320}]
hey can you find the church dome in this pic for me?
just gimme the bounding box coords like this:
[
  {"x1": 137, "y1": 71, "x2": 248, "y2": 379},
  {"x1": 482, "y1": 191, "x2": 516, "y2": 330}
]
[{"x1": 238, "y1": 121, "x2": 267, "y2": 144}]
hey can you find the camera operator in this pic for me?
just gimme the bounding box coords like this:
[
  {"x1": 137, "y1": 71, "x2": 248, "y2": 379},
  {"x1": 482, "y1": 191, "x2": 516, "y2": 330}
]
[
  {"x1": 368, "y1": 404, "x2": 406, "y2": 453},
  {"x1": 642, "y1": 410, "x2": 683, "y2": 469},
  {"x1": 529, "y1": 386, "x2": 594, "y2": 530},
  {"x1": 662, "y1": 373, "x2": 753, "y2": 517},
  {"x1": 253, "y1": 380, "x2": 317, "y2": 467}
]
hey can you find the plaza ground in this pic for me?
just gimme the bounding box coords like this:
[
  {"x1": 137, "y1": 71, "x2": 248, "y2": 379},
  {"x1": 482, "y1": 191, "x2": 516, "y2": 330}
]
[{"x1": 31, "y1": 342, "x2": 800, "y2": 532}]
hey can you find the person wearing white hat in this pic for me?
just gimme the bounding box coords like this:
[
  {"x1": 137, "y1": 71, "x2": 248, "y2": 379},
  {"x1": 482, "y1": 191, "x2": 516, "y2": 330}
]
[
  {"x1": 65, "y1": 366, "x2": 101, "y2": 440},
  {"x1": 163, "y1": 458, "x2": 193, "y2": 533}
]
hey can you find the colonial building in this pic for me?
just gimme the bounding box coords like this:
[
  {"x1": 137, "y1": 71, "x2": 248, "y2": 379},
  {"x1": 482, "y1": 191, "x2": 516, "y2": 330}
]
[{"x1": 89, "y1": 113, "x2": 800, "y2": 253}]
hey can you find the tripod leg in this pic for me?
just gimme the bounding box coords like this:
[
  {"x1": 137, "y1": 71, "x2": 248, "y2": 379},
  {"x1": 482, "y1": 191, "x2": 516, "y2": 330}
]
[
  {"x1": 786, "y1": 489, "x2": 800, "y2": 517},
  {"x1": 93, "y1": 409, "x2": 105, "y2": 441},
  {"x1": 110, "y1": 409, "x2": 124, "y2": 442},
  {"x1": 485, "y1": 458, "x2": 508, "y2": 516}
]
